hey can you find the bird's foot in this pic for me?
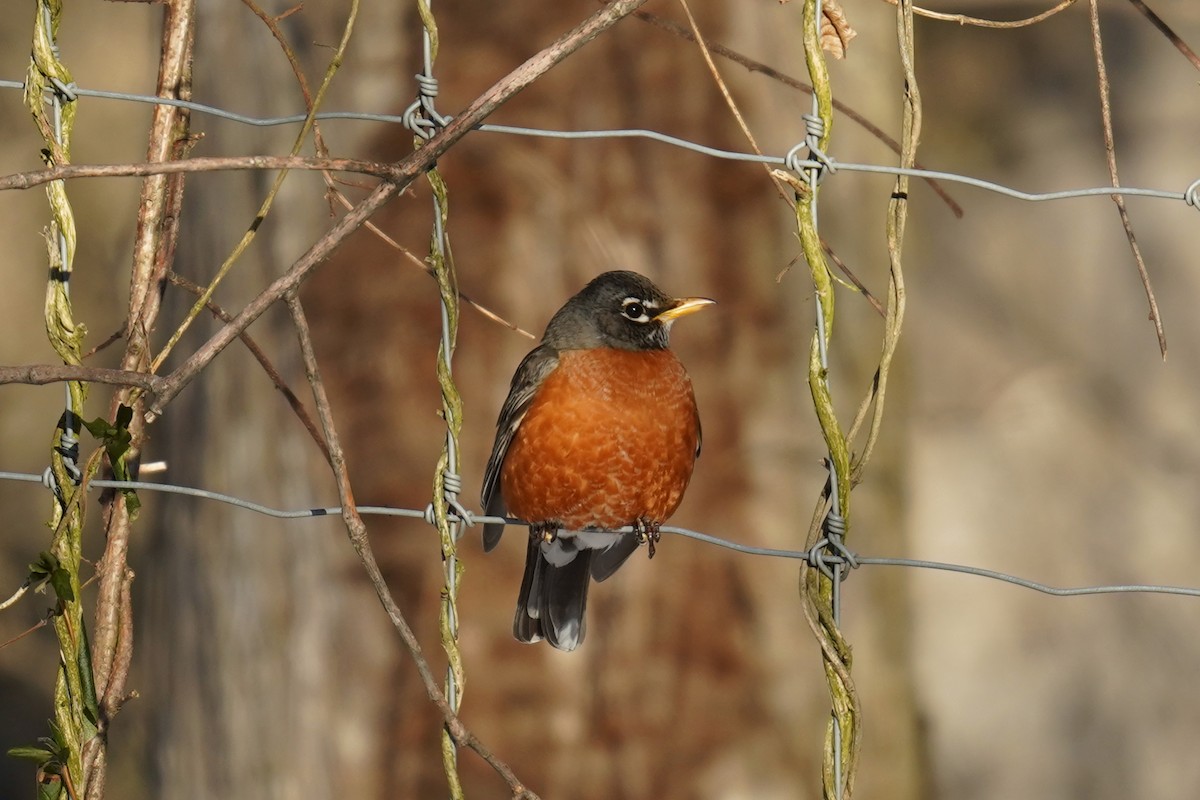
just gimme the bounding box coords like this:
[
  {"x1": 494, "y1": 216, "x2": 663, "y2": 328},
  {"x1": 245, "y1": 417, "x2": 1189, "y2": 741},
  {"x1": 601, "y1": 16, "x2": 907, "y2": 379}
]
[
  {"x1": 530, "y1": 522, "x2": 559, "y2": 545},
  {"x1": 633, "y1": 518, "x2": 662, "y2": 559}
]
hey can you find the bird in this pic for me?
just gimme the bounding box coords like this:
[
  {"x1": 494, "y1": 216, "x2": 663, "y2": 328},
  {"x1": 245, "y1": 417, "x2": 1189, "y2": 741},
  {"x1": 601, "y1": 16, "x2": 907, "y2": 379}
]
[{"x1": 482, "y1": 270, "x2": 714, "y2": 651}]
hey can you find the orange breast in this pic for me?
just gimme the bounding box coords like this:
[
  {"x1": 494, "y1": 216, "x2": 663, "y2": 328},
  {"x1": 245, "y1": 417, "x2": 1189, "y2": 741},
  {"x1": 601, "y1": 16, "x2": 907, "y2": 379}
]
[{"x1": 500, "y1": 348, "x2": 701, "y2": 530}]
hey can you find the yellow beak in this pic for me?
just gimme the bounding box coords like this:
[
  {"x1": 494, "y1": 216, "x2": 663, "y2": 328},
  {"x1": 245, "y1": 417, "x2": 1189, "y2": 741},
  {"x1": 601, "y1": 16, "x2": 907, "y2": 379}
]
[{"x1": 655, "y1": 297, "x2": 717, "y2": 322}]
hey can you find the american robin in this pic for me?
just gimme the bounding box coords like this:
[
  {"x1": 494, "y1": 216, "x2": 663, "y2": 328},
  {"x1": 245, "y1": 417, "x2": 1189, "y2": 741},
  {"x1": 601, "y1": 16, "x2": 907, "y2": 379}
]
[{"x1": 482, "y1": 270, "x2": 714, "y2": 651}]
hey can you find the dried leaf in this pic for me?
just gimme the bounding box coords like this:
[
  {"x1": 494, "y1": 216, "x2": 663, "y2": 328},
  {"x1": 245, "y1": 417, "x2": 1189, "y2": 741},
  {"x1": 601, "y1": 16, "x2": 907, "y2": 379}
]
[{"x1": 821, "y1": 0, "x2": 857, "y2": 59}]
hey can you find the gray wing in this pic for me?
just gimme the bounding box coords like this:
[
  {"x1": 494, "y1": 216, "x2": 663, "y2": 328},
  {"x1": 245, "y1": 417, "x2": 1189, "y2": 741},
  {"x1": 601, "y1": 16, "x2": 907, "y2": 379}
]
[{"x1": 481, "y1": 344, "x2": 560, "y2": 551}]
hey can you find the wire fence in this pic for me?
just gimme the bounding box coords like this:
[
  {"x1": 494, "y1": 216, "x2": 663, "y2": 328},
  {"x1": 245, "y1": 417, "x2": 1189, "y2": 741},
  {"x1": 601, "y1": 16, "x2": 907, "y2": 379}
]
[
  {"x1": 0, "y1": 77, "x2": 1196, "y2": 207},
  {"x1": 5, "y1": 469, "x2": 1200, "y2": 601},
  {"x1": 3, "y1": 1, "x2": 1200, "y2": 799}
]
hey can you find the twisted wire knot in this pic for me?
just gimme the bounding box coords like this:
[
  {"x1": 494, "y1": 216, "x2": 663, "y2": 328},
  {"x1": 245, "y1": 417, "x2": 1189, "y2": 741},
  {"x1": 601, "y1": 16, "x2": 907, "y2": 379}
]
[
  {"x1": 46, "y1": 76, "x2": 78, "y2": 103},
  {"x1": 803, "y1": 112, "x2": 826, "y2": 141},
  {"x1": 402, "y1": 73, "x2": 451, "y2": 140},
  {"x1": 56, "y1": 426, "x2": 82, "y2": 483},
  {"x1": 1184, "y1": 178, "x2": 1200, "y2": 210},
  {"x1": 784, "y1": 113, "x2": 838, "y2": 185},
  {"x1": 806, "y1": 509, "x2": 858, "y2": 582},
  {"x1": 423, "y1": 470, "x2": 475, "y2": 527},
  {"x1": 414, "y1": 73, "x2": 439, "y2": 99},
  {"x1": 41, "y1": 426, "x2": 82, "y2": 499}
]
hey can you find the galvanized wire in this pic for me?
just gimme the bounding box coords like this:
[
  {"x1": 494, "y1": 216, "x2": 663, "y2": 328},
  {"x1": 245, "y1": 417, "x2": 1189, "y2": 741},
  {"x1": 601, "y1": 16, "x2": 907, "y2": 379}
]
[
  {"x1": 4, "y1": 470, "x2": 1200, "y2": 600},
  {"x1": 0, "y1": 78, "x2": 1197, "y2": 210}
]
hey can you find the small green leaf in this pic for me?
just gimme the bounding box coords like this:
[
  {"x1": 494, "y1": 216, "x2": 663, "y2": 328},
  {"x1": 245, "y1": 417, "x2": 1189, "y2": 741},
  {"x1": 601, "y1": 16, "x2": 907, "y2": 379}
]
[
  {"x1": 124, "y1": 490, "x2": 142, "y2": 518},
  {"x1": 37, "y1": 775, "x2": 64, "y2": 800},
  {"x1": 6, "y1": 746, "x2": 55, "y2": 764},
  {"x1": 48, "y1": 567, "x2": 74, "y2": 604},
  {"x1": 82, "y1": 416, "x2": 114, "y2": 439},
  {"x1": 85, "y1": 405, "x2": 141, "y2": 520},
  {"x1": 29, "y1": 552, "x2": 58, "y2": 583},
  {"x1": 77, "y1": 619, "x2": 101, "y2": 735}
]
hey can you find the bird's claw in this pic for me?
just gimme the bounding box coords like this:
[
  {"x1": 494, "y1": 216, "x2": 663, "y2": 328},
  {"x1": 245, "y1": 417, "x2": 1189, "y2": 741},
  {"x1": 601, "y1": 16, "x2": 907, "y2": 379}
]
[
  {"x1": 531, "y1": 523, "x2": 558, "y2": 545},
  {"x1": 634, "y1": 519, "x2": 662, "y2": 559}
]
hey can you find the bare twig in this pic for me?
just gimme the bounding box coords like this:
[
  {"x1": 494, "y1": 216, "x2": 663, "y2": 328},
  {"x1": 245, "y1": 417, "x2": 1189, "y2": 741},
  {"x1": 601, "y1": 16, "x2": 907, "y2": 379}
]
[
  {"x1": 81, "y1": 329, "x2": 125, "y2": 360},
  {"x1": 88, "y1": 2, "x2": 196, "y2": 795},
  {"x1": 1124, "y1": 0, "x2": 1200, "y2": 71},
  {"x1": 286, "y1": 295, "x2": 539, "y2": 799},
  {"x1": 166, "y1": 272, "x2": 332, "y2": 465},
  {"x1": 675, "y1": 0, "x2": 790, "y2": 203},
  {"x1": 0, "y1": 155, "x2": 394, "y2": 192},
  {"x1": 150, "y1": 0, "x2": 365, "y2": 373},
  {"x1": 793, "y1": 0, "x2": 861, "y2": 793},
  {"x1": 0, "y1": 580, "x2": 31, "y2": 612},
  {"x1": 0, "y1": 616, "x2": 50, "y2": 651},
  {"x1": 148, "y1": 0, "x2": 653, "y2": 421},
  {"x1": 633, "y1": 7, "x2": 963, "y2": 217},
  {"x1": 879, "y1": 0, "x2": 1077, "y2": 28},
  {"x1": 239, "y1": 0, "x2": 338, "y2": 179},
  {"x1": 0, "y1": 364, "x2": 165, "y2": 393},
  {"x1": 147, "y1": 180, "x2": 398, "y2": 419},
  {"x1": 329, "y1": 193, "x2": 538, "y2": 339},
  {"x1": 98, "y1": 567, "x2": 135, "y2": 715},
  {"x1": 244, "y1": 0, "x2": 537, "y2": 341},
  {"x1": 824, "y1": 244, "x2": 886, "y2": 318},
  {"x1": 1088, "y1": 0, "x2": 1167, "y2": 357}
]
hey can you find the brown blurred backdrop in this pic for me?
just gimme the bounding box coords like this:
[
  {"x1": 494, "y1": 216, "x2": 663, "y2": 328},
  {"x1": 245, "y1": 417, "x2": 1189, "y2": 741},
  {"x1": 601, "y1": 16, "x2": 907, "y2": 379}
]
[{"x1": 2, "y1": 1, "x2": 1199, "y2": 798}]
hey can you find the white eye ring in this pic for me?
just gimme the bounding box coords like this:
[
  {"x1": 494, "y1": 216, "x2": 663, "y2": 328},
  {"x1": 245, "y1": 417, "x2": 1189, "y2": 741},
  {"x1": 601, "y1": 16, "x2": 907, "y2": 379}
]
[{"x1": 621, "y1": 297, "x2": 655, "y2": 323}]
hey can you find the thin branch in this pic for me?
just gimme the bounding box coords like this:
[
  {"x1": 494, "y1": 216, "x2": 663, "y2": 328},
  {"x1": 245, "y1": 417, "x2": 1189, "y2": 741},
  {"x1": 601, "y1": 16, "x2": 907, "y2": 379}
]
[
  {"x1": 98, "y1": 568, "x2": 134, "y2": 714},
  {"x1": 88, "y1": 3, "x2": 196, "y2": 794},
  {"x1": 879, "y1": 0, "x2": 1078, "y2": 28},
  {"x1": 0, "y1": 155, "x2": 395, "y2": 192},
  {"x1": 147, "y1": 182, "x2": 398, "y2": 421},
  {"x1": 81, "y1": 329, "x2": 125, "y2": 360},
  {"x1": 675, "y1": 0, "x2": 790, "y2": 202},
  {"x1": 150, "y1": 0, "x2": 365, "y2": 374},
  {"x1": 239, "y1": 0, "x2": 339, "y2": 180},
  {"x1": 286, "y1": 295, "x2": 539, "y2": 799},
  {"x1": 0, "y1": 364, "x2": 165, "y2": 393},
  {"x1": 824, "y1": 244, "x2": 886, "y2": 318},
  {"x1": 1088, "y1": 0, "x2": 1167, "y2": 357},
  {"x1": 0, "y1": 580, "x2": 31, "y2": 612},
  {"x1": 244, "y1": 0, "x2": 537, "y2": 341},
  {"x1": 329, "y1": 192, "x2": 538, "y2": 339},
  {"x1": 1124, "y1": 0, "x2": 1200, "y2": 71},
  {"x1": 166, "y1": 272, "x2": 332, "y2": 465},
  {"x1": 633, "y1": 7, "x2": 963, "y2": 217},
  {"x1": 147, "y1": 0, "x2": 653, "y2": 421},
  {"x1": 0, "y1": 616, "x2": 50, "y2": 651}
]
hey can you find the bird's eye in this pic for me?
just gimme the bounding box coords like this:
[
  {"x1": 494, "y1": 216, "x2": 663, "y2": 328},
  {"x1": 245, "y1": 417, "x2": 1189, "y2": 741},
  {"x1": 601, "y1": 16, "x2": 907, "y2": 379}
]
[{"x1": 622, "y1": 299, "x2": 649, "y2": 322}]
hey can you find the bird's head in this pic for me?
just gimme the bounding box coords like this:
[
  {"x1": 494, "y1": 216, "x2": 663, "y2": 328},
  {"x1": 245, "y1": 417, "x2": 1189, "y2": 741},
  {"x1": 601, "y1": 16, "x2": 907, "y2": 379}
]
[{"x1": 543, "y1": 270, "x2": 715, "y2": 351}]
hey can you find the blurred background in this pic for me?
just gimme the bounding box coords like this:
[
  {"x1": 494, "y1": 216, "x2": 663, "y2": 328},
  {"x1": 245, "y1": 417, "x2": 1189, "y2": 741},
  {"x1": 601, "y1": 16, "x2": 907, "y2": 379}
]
[{"x1": 1, "y1": 1, "x2": 1199, "y2": 797}]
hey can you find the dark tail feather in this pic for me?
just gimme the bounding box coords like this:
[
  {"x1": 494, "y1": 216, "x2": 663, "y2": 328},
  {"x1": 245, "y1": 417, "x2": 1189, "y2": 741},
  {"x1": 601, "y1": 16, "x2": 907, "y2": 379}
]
[
  {"x1": 513, "y1": 539, "x2": 592, "y2": 651},
  {"x1": 482, "y1": 491, "x2": 506, "y2": 552},
  {"x1": 590, "y1": 533, "x2": 640, "y2": 582},
  {"x1": 513, "y1": 538, "x2": 545, "y2": 643}
]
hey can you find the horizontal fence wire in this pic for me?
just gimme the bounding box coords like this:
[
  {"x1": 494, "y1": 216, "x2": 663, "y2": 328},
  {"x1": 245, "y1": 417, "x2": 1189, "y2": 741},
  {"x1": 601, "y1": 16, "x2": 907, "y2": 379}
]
[
  {"x1": 1, "y1": 78, "x2": 1198, "y2": 209},
  {"x1": 3, "y1": 77, "x2": 1198, "y2": 601},
  {"x1": 2, "y1": 469, "x2": 1198, "y2": 600},
  {"x1": 4, "y1": 72, "x2": 1200, "y2": 599}
]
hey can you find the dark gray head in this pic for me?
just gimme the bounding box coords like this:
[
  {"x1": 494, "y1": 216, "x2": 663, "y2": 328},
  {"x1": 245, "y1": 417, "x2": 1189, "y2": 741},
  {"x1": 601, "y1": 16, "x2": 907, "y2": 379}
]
[{"x1": 541, "y1": 270, "x2": 715, "y2": 351}]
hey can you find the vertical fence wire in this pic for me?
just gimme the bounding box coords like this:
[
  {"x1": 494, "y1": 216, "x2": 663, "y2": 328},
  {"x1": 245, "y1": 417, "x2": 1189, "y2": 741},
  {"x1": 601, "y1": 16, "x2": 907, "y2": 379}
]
[
  {"x1": 403, "y1": 1, "x2": 468, "y2": 795},
  {"x1": 25, "y1": 1, "x2": 99, "y2": 796},
  {"x1": 808, "y1": 0, "x2": 843, "y2": 794},
  {"x1": 795, "y1": 0, "x2": 860, "y2": 796}
]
